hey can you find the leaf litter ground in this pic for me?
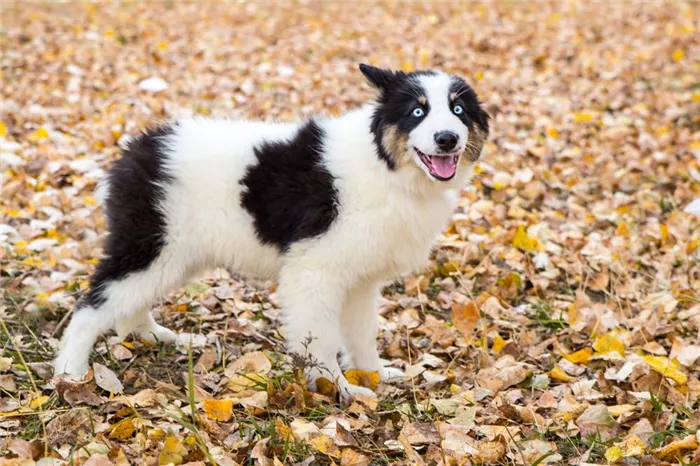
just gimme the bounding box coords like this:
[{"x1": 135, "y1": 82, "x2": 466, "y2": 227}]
[{"x1": 1, "y1": 2, "x2": 699, "y2": 465}]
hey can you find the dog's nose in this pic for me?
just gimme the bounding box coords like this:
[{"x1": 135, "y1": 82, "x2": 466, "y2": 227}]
[{"x1": 434, "y1": 131, "x2": 459, "y2": 152}]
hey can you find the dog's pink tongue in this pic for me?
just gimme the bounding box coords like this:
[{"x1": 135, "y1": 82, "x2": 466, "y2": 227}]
[{"x1": 430, "y1": 156, "x2": 456, "y2": 178}]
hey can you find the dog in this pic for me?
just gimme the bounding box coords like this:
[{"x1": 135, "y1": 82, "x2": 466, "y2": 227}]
[{"x1": 53, "y1": 64, "x2": 490, "y2": 402}]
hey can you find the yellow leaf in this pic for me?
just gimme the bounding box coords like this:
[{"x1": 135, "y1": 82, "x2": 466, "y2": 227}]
[
  {"x1": 344, "y1": 369, "x2": 379, "y2": 389},
  {"x1": 159, "y1": 434, "x2": 187, "y2": 465},
  {"x1": 29, "y1": 127, "x2": 49, "y2": 142},
  {"x1": 492, "y1": 336, "x2": 507, "y2": 354},
  {"x1": 659, "y1": 224, "x2": 669, "y2": 243},
  {"x1": 562, "y1": 348, "x2": 593, "y2": 364},
  {"x1": 474, "y1": 71, "x2": 484, "y2": 81},
  {"x1": 593, "y1": 333, "x2": 625, "y2": 357},
  {"x1": 614, "y1": 435, "x2": 645, "y2": 458},
  {"x1": 274, "y1": 418, "x2": 292, "y2": 441},
  {"x1": 547, "y1": 127, "x2": 559, "y2": 138},
  {"x1": 418, "y1": 48, "x2": 430, "y2": 66},
  {"x1": 607, "y1": 404, "x2": 636, "y2": 417},
  {"x1": 0, "y1": 121, "x2": 7, "y2": 138},
  {"x1": 643, "y1": 355, "x2": 687, "y2": 384},
  {"x1": 315, "y1": 377, "x2": 337, "y2": 398},
  {"x1": 512, "y1": 225, "x2": 541, "y2": 252},
  {"x1": 109, "y1": 418, "x2": 137, "y2": 440},
  {"x1": 572, "y1": 112, "x2": 593, "y2": 123},
  {"x1": 309, "y1": 434, "x2": 341, "y2": 458},
  {"x1": 616, "y1": 221, "x2": 630, "y2": 237},
  {"x1": 654, "y1": 434, "x2": 698, "y2": 461},
  {"x1": 202, "y1": 399, "x2": 234, "y2": 422},
  {"x1": 29, "y1": 395, "x2": 50, "y2": 410},
  {"x1": 400, "y1": 62, "x2": 414, "y2": 72},
  {"x1": 549, "y1": 365, "x2": 576, "y2": 382},
  {"x1": 83, "y1": 196, "x2": 98, "y2": 206},
  {"x1": 452, "y1": 301, "x2": 479, "y2": 340},
  {"x1": 672, "y1": 48, "x2": 685, "y2": 62},
  {"x1": 120, "y1": 341, "x2": 136, "y2": 350},
  {"x1": 156, "y1": 41, "x2": 169, "y2": 51},
  {"x1": 605, "y1": 446, "x2": 624, "y2": 463}
]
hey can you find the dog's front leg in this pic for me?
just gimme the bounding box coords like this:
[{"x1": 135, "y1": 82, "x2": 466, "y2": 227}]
[{"x1": 278, "y1": 263, "x2": 376, "y2": 403}]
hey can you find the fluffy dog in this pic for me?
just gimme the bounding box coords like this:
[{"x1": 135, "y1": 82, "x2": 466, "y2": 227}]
[{"x1": 54, "y1": 64, "x2": 489, "y2": 402}]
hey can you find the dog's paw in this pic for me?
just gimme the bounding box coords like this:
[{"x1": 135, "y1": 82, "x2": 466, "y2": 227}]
[
  {"x1": 380, "y1": 366, "x2": 406, "y2": 380},
  {"x1": 53, "y1": 356, "x2": 89, "y2": 377},
  {"x1": 139, "y1": 324, "x2": 178, "y2": 344},
  {"x1": 339, "y1": 382, "x2": 377, "y2": 405}
]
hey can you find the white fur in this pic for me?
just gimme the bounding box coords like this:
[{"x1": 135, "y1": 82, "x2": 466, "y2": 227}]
[{"x1": 54, "y1": 91, "x2": 476, "y2": 402}]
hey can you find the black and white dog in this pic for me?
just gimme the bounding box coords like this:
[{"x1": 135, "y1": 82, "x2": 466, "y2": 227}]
[{"x1": 54, "y1": 64, "x2": 489, "y2": 402}]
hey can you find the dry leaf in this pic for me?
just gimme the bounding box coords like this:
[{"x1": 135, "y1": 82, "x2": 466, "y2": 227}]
[
  {"x1": 451, "y1": 300, "x2": 479, "y2": 339},
  {"x1": 343, "y1": 369, "x2": 379, "y2": 389},
  {"x1": 309, "y1": 434, "x2": 341, "y2": 458},
  {"x1": 643, "y1": 355, "x2": 688, "y2": 384},
  {"x1": 93, "y1": 363, "x2": 124, "y2": 394},
  {"x1": 202, "y1": 399, "x2": 234, "y2": 422},
  {"x1": 159, "y1": 434, "x2": 188, "y2": 465}
]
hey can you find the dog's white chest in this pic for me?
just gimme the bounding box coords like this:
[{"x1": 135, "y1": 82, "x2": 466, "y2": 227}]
[{"x1": 366, "y1": 190, "x2": 457, "y2": 279}]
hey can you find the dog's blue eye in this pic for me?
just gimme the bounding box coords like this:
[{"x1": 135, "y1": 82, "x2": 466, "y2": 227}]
[
  {"x1": 412, "y1": 108, "x2": 424, "y2": 118},
  {"x1": 453, "y1": 105, "x2": 464, "y2": 115}
]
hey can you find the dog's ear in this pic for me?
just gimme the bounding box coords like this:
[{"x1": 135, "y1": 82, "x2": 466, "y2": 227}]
[{"x1": 359, "y1": 64, "x2": 399, "y2": 91}]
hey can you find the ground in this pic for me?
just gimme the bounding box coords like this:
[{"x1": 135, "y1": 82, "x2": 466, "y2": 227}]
[{"x1": 1, "y1": 2, "x2": 699, "y2": 465}]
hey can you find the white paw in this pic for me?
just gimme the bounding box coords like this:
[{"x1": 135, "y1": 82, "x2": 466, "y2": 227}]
[
  {"x1": 139, "y1": 324, "x2": 177, "y2": 344},
  {"x1": 380, "y1": 366, "x2": 406, "y2": 380},
  {"x1": 339, "y1": 382, "x2": 377, "y2": 404},
  {"x1": 53, "y1": 355, "x2": 89, "y2": 377}
]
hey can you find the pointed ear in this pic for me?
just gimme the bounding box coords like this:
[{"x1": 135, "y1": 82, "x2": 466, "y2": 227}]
[{"x1": 359, "y1": 63, "x2": 398, "y2": 91}]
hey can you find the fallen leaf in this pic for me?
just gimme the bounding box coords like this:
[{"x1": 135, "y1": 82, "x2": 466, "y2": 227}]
[
  {"x1": 643, "y1": 355, "x2": 688, "y2": 384},
  {"x1": 604, "y1": 434, "x2": 645, "y2": 463},
  {"x1": 290, "y1": 418, "x2": 320, "y2": 441},
  {"x1": 576, "y1": 405, "x2": 619, "y2": 441},
  {"x1": 562, "y1": 348, "x2": 593, "y2": 365},
  {"x1": 159, "y1": 434, "x2": 187, "y2": 465},
  {"x1": 93, "y1": 363, "x2": 124, "y2": 394},
  {"x1": 225, "y1": 351, "x2": 272, "y2": 378},
  {"x1": 29, "y1": 395, "x2": 49, "y2": 410},
  {"x1": 451, "y1": 300, "x2": 479, "y2": 339},
  {"x1": 344, "y1": 369, "x2": 379, "y2": 389},
  {"x1": 309, "y1": 434, "x2": 341, "y2": 458},
  {"x1": 202, "y1": 399, "x2": 234, "y2": 422},
  {"x1": 549, "y1": 365, "x2": 576, "y2": 382},
  {"x1": 512, "y1": 225, "x2": 541, "y2": 252},
  {"x1": 109, "y1": 418, "x2": 137, "y2": 440},
  {"x1": 593, "y1": 333, "x2": 626, "y2": 358},
  {"x1": 340, "y1": 448, "x2": 371, "y2": 466},
  {"x1": 653, "y1": 434, "x2": 698, "y2": 461}
]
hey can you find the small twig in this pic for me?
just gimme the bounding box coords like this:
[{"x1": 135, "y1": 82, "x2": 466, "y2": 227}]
[{"x1": 51, "y1": 307, "x2": 74, "y2": 338}]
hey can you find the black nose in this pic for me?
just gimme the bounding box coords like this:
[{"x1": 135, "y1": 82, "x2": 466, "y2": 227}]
[{"x1": 434, "y1": 131, "x2": 459, "y2": 151}]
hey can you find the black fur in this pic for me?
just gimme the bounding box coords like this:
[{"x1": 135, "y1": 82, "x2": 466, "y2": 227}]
[
  {"x1": 83, "y1": 125, "x2": 175, "y2": 308},
  {"x1": 449, "y1": 78, "x2": 490, "y2": 134},
  {"x1": 240, "y1": 120, "x2": 339, "y2": 252}
]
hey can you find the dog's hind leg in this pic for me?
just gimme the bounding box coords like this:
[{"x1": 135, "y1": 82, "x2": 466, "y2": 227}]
[{"x1": 54, "y1": 253, "x2": 188, "y2": 376}]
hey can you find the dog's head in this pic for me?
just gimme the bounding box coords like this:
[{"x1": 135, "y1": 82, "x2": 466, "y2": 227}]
[{"x1": 361, "y1": 64, "x2": 489, "y2": 184}]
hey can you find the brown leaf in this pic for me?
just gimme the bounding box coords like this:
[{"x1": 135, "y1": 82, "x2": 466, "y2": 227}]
[
  {"x1": 400, "y1": 422, "x2": 440, "y2": 445},
  {"x1": 576, "y1": 405, "x2": 620, "y2": 441},
  {"x1": 451, "y1": 300, "x2": 479, "y2": 339}
]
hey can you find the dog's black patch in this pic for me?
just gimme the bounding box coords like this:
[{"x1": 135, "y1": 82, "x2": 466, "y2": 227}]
[
  {"x1": 240, "y1": 120, "x2": 338, "y2": 252},
  {"x1": 82, "y1": 124, "x2": 176, "y2": 308},
  {"x1": 449, "y1": 78, "x2": 490, "y2": 135}
]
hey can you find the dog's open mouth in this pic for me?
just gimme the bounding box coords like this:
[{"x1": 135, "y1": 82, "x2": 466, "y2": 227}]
[{"x1": 415, "y1": 148, "x2": 459, "y2": 180}]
